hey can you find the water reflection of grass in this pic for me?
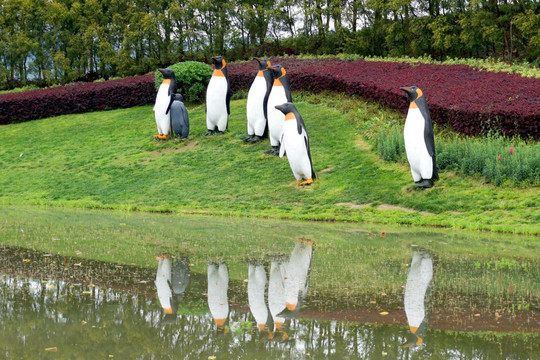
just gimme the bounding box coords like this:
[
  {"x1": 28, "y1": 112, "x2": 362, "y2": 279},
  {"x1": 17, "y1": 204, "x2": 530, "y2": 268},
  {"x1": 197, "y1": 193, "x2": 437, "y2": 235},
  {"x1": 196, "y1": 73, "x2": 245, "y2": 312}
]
[{"x1": 1, "y1": 206, "x2": 538, "y2": 314}]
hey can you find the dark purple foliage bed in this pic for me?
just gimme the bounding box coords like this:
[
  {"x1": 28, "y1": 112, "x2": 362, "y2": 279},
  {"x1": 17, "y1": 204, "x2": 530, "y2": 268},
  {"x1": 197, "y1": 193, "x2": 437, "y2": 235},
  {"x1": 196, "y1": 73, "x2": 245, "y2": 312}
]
[{"x1": 1, "y1": 58, "x2": 538, "y2": 139}]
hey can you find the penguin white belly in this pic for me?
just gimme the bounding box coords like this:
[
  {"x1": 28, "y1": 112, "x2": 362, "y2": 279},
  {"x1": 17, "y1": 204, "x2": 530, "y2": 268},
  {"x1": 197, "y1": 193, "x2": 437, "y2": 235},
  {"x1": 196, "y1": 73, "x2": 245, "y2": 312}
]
[
  {"x1": 284, "y1": 241, "x2": 312, "y2": 307},
  {"x1": 155, "y1": 257, "x2": 172, "y2": 312},
  {"x1": 404, "y1": 109, "x2": 433, "y2": 182},
  {"x1": 246, "y1": 76, "x2": 267, "y2": 136},
  {"x1": 404, "y1": 253, "x2": 433, "y2": 328},
  {"x1": 206, "y1": 76, "x2": 228, "y2": 131},
  {"x1": 154, "y1": 84, "x2": 171, "y2": 135},
  {"x1": 268, "y1": 261, "x2": 287, "y2": 327},
  {"x1": 207, "y1": 263, "x2": 229, "y2": 323},
  {"x1": 267, "y1": 86, "x2": 287, "y2": 146},
  {"x1": 248, "y1": 264, "x2": 268, "y2": 329},
  {"x1": 281, "y1": 121, "x2": 312, "y2": 180}
]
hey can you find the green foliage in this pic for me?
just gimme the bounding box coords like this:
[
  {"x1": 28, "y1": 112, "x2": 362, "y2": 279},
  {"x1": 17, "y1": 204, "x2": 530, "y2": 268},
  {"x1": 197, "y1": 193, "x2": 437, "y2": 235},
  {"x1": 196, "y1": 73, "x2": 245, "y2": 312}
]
[{"x1": 154, "y1": 61, "x2": 213, "y2": 103}]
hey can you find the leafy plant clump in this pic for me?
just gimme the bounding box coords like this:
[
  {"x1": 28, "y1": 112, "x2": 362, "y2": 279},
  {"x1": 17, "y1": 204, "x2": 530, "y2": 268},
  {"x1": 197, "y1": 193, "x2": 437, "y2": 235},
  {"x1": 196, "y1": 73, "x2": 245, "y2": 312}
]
[
  {"x1": 154, "y1": 61, "x2": 213, "y2": 103},
  {"x1": 375, "y1": 127, "x2": 540, "y2": 185}
]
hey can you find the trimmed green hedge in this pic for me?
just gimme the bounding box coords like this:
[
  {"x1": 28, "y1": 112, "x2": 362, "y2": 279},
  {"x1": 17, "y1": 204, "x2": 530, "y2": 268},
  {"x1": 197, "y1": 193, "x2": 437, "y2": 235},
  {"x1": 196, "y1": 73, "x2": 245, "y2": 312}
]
[{"x1": 154, "y1": 61, "x2": 213, "y2": 103}]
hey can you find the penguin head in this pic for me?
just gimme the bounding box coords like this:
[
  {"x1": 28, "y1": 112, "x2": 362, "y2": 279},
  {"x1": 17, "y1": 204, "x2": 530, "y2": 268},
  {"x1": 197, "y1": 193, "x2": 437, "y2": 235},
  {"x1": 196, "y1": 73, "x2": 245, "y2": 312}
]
[
  {"x1": 254, "y1": 57, "x2": 271, "y2": 70},
  {"x1": 158, "y1": 68, "x2": 175, "y2": 79},
  {"x1": 400, "y1": 86, "x2": 423, "y2": 103},
  {"x1": 212, "y1": 56, "x2": 225, "y2": 69},
  {"x1": 274, "y1": 102, "x2": 295, "y2": 115},
  {"x1": 173, "y1": 93, "x2": 184, "y2": 102},
  {"x1": 268, "y1": 65, "x2": 285, "y2": 79}
]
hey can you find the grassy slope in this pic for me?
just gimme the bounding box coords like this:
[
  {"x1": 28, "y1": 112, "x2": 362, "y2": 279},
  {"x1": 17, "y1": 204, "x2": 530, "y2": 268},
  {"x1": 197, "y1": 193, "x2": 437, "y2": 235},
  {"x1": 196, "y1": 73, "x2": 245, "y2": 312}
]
[{"x1": 0, "y1": 97, "x2": 538, "y2": 234}]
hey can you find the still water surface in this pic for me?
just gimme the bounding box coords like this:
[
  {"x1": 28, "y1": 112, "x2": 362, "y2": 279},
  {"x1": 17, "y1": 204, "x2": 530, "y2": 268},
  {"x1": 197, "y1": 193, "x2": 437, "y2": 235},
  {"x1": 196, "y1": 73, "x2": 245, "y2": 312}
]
[{"x1": 0, "y1": 209, "x2": 538, "y2": 359}]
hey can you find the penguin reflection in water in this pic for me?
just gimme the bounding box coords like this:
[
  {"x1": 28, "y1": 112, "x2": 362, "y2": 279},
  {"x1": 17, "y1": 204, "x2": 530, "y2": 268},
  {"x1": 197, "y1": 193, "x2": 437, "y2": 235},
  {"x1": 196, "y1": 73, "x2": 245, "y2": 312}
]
[
  {"x1": 154, "y1": 255, "x2": 191, "y2": 321},
  {"x1": 403, "y1": 249, "x2": 434, "y2": 348},
  {"x1": 247, "y1": 262, "x2": 269, "y2": 332},
  {"x1": 267, "y1": 239, "x2": 313, "y2": 341},
  {"x1": 153, "y1": 68, "x2": 177, "y2": 140},
  {"x1": 242, "y1": 57, "x2": 272, "y2": 143},
  {"x1": 275, "y1": 102, "x2": 315, "y2": 186},
  {"x1": 400, "y1": 86, "x2": 439, "y2": 188},
  {"x1": 207, "y1": 262, "x2": 230, "y2": 331},
  {"x1": 205, "y1": 56, "x2": 231, "y2": 136}
]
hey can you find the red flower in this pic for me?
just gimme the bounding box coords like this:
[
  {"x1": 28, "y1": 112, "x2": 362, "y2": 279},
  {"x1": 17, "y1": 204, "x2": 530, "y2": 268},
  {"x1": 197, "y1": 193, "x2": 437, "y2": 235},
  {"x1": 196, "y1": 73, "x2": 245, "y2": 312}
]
[
  {"x1": 510, "y1": 147, "x2": 514, "y2": 154},
  {"x1": 498, "y1": 155, "x2": 501, "y2": 161}
]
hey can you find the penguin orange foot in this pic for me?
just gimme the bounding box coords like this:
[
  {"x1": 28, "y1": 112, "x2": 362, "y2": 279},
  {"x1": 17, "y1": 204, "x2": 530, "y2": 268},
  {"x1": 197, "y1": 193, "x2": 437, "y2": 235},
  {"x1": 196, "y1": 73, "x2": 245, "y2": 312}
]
[
  {"x1": 153, "y1": 134, "x2": 168, "y2": 140},
  {"x1": 300, "y1": 178, "x2": 314, "y2": 186}
]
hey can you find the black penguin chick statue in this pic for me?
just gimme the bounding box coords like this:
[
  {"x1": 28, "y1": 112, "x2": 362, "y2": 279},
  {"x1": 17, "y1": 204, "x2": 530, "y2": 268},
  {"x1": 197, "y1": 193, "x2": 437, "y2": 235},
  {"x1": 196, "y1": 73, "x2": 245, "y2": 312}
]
[
  {"x1": 243, "y1": 57, "x2": 273, "y2": 143},
  {"x1": 170, "y1": 94, "x2": 189, "y2": 139},
  {"x1": 205, "y1": 56, "x2": 231, "y2": 136},
  {"x1": 400, "y1": 86, "x2": 438, "y2": 189}
]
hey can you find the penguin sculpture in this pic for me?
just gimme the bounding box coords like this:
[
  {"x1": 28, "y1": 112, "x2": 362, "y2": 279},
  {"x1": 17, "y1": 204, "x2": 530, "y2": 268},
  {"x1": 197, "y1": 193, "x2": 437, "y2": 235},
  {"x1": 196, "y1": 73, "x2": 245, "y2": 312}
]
[
  {"x1": 403, "y1": 249, "x2": 434, "y2": 348},
  {"x1": 170, "y1": 94, "x2": 189, "y2": 139},
  {"x1": 268, "y1": 260, "x2": 288, "y2": 334},
  {"x1": 205, "y1": 56, "x2": 231, "y2": 136},
  {"x1": 242, "y1": 58, "x2": 273, "y2": 143},
  {"x1": 282, "y1": 240, "x2": 313, "y2": 314},
  {"x1": 248, "y1": 263, "x2": 269, "y2": 331},
  {"x1": 155, "y1": 255, "x2": 176, "y2": 318},
  {"x1": 153, "y1": 68, "x2": 177, "y2": 140},
  {"x1": 266, "y1": 65, "x2": 293, "y2": 155},
  {"x1": 207, "y1": 262, "x2": 229, "y2": 328},
  {"x1": 400, "y1": 86, "x2": 439, "y2": 188},
  {"x1": 275, "y1": 102, "x2": 315, "y2": 185}
]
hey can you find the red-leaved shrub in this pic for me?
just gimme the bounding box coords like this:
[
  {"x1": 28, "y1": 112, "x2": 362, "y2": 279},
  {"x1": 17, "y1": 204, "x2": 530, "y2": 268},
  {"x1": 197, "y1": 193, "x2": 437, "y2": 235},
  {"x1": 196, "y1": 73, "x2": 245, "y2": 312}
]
[
  {"x1": 229, "y1": 58, "x2": 540, "y2": 139},
  {"x1": 0, "y1": 75, "x2": 156, "y2": 125}
]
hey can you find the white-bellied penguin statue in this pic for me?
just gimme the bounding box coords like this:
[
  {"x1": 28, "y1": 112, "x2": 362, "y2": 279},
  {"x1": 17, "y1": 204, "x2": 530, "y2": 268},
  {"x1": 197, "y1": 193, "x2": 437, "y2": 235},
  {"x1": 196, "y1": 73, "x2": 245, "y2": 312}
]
[
  {"x1": 155, "y1": 255, "x2": 177, "y2": 320},
  {"x1": 266, "y1": 65, "x2": 293, "y2": 155},
  {"x1": 242, "y1": 58, "x2": 273, "y2": 143},
  {"x1": 170, "y1": 94, "x2": 189, "y2": 139},
  {"x1": 400, "y1": 86, "x2": 439, "y2": 188},
  {"x1": 248, "y1": 263, "x2": 269, "y2": 332},
  {"x1": 207, "y1": 262, "x2": 230, "y2": 330},
  {"x1": 205, "y1": 56, "x2": 231, "y2": 136},
  {"x1": 275, "y1": 102, "x2": 315, "y2": 186},
  {"x1": 154, "y1": 68, "x2": 177, "y2": 140},
  {"x1": 404, "y1": 249, "x2": 434, "y2": 348}
]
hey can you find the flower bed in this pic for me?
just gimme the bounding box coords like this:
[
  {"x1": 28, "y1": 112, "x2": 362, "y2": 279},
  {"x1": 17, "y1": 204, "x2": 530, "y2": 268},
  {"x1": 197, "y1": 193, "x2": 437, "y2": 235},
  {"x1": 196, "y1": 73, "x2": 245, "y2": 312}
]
[
  {"x1": 0, "y1": 75, "x2": 156, "y2": 125},
  {"x1": 228, "y1": 58, "x2": 540, "y2": 139}
]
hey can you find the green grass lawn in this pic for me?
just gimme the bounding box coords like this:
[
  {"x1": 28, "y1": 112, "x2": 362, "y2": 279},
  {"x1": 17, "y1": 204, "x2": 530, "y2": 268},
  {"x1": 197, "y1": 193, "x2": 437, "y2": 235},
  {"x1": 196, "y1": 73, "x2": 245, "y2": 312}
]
[{"x1": 0, "y1": 96, "x2": 538, "y2": 234}]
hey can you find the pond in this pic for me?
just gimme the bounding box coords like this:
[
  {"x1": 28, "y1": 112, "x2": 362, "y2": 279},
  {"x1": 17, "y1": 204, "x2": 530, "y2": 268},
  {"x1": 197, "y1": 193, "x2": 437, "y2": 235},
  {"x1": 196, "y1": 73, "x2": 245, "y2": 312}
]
[{"x1": 0, "y1": 207, "x2": 538, "y2": 359}]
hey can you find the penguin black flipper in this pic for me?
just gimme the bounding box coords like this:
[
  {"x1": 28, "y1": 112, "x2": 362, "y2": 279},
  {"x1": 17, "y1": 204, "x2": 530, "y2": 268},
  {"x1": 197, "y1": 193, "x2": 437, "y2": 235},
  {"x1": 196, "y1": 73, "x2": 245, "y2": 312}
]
[
  {"x1": 181, "y1": 104, "x2": 190, "y2": 138},
  {"x1": 263, "y1": 70, "x2": 273, "y2": 121},
  {"x1": 280, "y1": 75, "x2": 293, "y2": 102},
  {"x1": 417, "y1": 97, "x2": 439, "y2": 180},
  {"x1": 262, "y1": 70, "x2": 273, "y2": 139},
  {"x1": 304, "y1": 136, "x2": 316, "y2": 180},
  {"x1": 222, "y1": 66, "x2": 231, "y2": 116}
]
